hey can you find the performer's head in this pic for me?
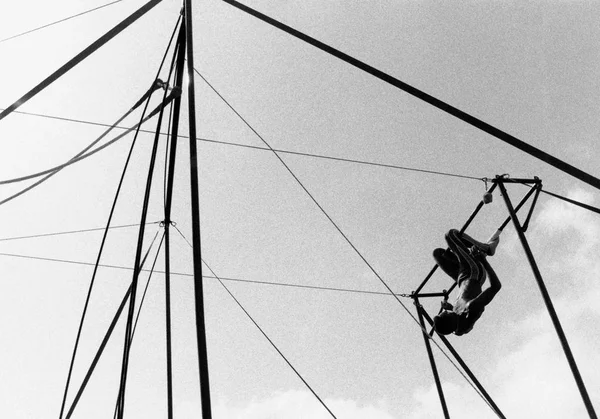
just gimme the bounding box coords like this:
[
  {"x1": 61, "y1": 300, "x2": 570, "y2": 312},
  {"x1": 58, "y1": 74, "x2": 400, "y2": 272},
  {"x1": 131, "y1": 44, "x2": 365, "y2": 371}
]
[{"x1": 433, "y1": 310, "x2": 459, "y2": 335}]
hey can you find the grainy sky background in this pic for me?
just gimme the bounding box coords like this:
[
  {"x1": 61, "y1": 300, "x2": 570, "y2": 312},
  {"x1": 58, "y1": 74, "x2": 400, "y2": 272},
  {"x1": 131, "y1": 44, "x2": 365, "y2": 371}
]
[{"x1": 0, "y1": 1, "x2": 599, "y2": 418}]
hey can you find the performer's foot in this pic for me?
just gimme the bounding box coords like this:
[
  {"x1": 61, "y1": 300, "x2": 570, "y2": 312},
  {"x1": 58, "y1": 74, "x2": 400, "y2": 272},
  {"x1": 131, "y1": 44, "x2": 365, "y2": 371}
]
[
  {"x1": 486, "y1": 230, "x2": 501, "y2": 256},
  {"x1": 471, "y1": 236, "x2": 499, "y2": 256}
]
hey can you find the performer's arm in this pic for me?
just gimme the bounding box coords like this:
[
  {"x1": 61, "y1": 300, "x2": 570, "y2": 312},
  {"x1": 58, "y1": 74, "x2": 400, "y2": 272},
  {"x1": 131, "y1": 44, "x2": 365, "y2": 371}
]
[{"x1": 471, "y1": 258, "x2": 501, "y2": 309}]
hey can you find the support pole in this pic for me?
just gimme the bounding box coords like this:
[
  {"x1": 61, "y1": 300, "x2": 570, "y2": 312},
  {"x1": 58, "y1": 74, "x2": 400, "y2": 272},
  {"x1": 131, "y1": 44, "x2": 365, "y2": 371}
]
[
  {"x1": 496, "y1": 180, "x2": 598, "y2": 419},
  {"x1": 221, "y1": 0, "x2": 600, "y2": 191},
  {"x1": 64, "y1": 285, "x2": 132, "y2": 419},
  {"x1": 414, "y1": 299, "x2": 450, "y2": 419},
  {"x1": 184, "y1": 1, "x2": 213, "y2": 417},
  {"x1": 0, "y1": 0, "x2": 164, "y2": 121},
  {"x1": 116, "y1": 88, "x2": 167, "y2": 419},
  {"x1": 419, "y1": 310, "x2": 507, "y2": 419},
  {"x1": 162, "y1": 23, "x2": 187, "y2": 419}
]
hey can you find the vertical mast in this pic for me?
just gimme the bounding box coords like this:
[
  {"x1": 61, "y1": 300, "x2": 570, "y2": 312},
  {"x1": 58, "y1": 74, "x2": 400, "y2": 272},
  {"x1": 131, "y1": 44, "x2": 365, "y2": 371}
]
[
  {"x1": 184, "y1": 0, "x2": 213, "y2": 417},
  {"x1": 163, "y1": 22, "x2": 187, "y2": 419}
]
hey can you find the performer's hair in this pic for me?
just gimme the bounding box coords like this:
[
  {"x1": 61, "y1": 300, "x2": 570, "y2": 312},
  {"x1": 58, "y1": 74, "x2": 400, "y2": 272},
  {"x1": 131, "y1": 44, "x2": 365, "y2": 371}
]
[{"x1": 433, "y1": 311, "x2": 458, "y2": 335}]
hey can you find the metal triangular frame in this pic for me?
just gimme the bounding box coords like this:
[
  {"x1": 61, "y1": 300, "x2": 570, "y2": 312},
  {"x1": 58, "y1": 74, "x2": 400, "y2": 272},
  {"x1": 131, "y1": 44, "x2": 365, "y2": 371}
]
[{"x1": 410, "y1": 175, "x2": 598, "y2": 419}]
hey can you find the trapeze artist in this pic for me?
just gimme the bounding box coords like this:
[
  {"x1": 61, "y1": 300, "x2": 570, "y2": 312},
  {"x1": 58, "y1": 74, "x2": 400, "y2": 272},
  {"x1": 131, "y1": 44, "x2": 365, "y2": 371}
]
[{"x1": 432, "y1": 229, "x2": 502, "y2": 336}]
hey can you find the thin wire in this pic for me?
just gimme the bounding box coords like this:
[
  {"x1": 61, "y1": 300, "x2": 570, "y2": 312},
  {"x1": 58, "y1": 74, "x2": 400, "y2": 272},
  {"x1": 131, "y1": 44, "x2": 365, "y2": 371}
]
[
  {"x1": 194, "y1": 68, "x2": 482, "y2": 182},
  {"x1": 131, "y1": 231, "x2": 165, "y2": 338},
  {"x1": 0, "y1": 221, "x2": 160, "y2": 242},
  {"x1": 12, "y1": 105, "x2": 600, "y2": 214},
  {"x1": 1, "y1": 109, "x2": 168, "y2": 136},
  {"x1": 0, "y1": 250, "x2": 405, "y2": 297},
  {"x1": 63, "y1": 224, "x2": 164, "y2": 419},
  {"x1": 0, "y1": 0, "x2": 124, "y2": 44},
  {"x1": 0, "y1": 0, "x2": 163, "y2": 121},
  {"x1": 199, "y1": 138, "x2": 483, "y2": 181},
  {"x1": 211, "y1": 262, "x2": 338, "y2": 418},
  {"x1": 0, "y1": 92, "x2": 172, "y2": 186},
  {"x1": 171, "y1": 224, "x2": 337, "y2": 417},
  {"x1": 192, "y1": 70, "x2": 499, "y2": 414},
  {"x1": 0, "y1": 93, "x2": 178, "y2": 208},
  {"x1": 193, "y1": 69, "x2": 430, "y2": 332},
  {"x1": 1, "y1": 111, "x2": 482, "y2": 182}
]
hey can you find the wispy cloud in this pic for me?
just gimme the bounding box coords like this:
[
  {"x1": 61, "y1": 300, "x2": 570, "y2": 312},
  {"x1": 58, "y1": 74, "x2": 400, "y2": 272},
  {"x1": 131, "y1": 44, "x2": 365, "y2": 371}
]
[{"x1": 187, "y1": 390, "x2": 396, "y2": 419}]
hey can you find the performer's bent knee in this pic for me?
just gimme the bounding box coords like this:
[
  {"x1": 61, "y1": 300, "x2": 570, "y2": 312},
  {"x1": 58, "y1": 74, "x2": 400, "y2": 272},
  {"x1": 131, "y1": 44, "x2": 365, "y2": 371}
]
[
  {"x1": 433, "y1": 248, "x2": 446, "y2": 260},
  {"x1": 444, "y1": 229, "x2": 459, "y2": 243}
]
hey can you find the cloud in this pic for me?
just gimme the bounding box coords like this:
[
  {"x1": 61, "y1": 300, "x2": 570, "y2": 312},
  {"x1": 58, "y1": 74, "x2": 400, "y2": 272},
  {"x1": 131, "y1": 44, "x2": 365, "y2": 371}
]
[
  {"x1": 209, "y1": 390, "x2": 396, "y2": 419},
  {"x1": 407, "y1": 188, "x2": 600, "y2": 418}
]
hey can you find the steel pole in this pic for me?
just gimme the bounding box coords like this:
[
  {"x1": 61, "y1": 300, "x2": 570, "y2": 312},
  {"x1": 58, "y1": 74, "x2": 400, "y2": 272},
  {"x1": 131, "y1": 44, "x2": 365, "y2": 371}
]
[
  {"x1": 162, "y1": 23, "x2": 187, "y2": 419},
  {"x1": 420, "y1": 310, "x2": 507, "y2": 419},
  {"x1": 497, "y1": 181, "x2": 597, "y2": 419},
  {"x1": 415, "y1": 301, "x2": 451, "y2": 419},
  {"x1": 184, "y1": 0, "x2": 213, "y2": 417}
]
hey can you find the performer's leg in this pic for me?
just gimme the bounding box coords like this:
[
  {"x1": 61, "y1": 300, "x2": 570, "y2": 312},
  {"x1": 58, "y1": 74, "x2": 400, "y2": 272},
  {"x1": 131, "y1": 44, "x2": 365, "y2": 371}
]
[
  {"x1": 433, "y1": 248, "x2": 459, "y2": 281},
  {"x1": 460, "y1": 231, "x2": 500, "y2": 256},
  {"x1": 445, "y1": 229, "x2": 480, "y2": 280}
]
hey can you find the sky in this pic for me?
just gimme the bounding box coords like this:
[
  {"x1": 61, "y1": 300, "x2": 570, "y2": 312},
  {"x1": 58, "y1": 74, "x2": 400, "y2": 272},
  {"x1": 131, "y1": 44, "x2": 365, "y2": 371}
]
[{"x1": 0, "y1": 0, "x2": 599, "y2": 418}]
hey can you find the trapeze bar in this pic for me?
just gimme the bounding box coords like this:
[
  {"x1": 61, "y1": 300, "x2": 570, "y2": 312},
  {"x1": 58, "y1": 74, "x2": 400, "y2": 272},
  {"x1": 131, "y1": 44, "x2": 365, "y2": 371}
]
[
  {"x1": 492, "y1": 177, "x2": 541, "y2": 185},
  {"x1": 412, "y1": 292, "x2": 447, "y2": 298}
]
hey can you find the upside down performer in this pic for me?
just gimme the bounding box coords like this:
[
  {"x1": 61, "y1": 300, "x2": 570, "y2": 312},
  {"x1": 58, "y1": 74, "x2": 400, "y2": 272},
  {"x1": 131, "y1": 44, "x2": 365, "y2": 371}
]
[{"x1": 432, "y1": 229, "x2": 502, "y2": 336}]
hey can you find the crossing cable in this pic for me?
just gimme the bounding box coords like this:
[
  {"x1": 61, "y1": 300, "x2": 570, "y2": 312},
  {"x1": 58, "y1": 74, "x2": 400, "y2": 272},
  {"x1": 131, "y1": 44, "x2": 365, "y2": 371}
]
[
  {"x1": 59, "y1": 15, "x2": 181, "y2": 419},
  {"x1": 1, "y1": 106, "x2": 482, "y2": 183},
  {"x1": 112, "y1": 231, "x2": 165, "y2": 419},
  {"x1": 132, "y1": 231, "x2": 164, "y2": 339},
  {"x1": 0, "y1": 249, "x2": 419, "y2": 297},
  {"x1": 0, "y1": 0, "x2": 163, "y2": 121},
  {"x1": 0, "y1": 221, "x2": 160, "y2": 242},
  {"x1": 193, "y1": 68, "x2": 481, "y2": 182},
  {"x1": 0, "y1": 86, "x2": 165, "y2": 186},
  {"x1": 6, "y1": 92, "x2": 600, "y2": 217},
  {"x1": 221, "y1": 0, "x2": 600, "y2": 192},
  {"x1": 0, "y1": 89, "x2": 179, "y2": 208},
  {"x1": 0, "y1": 1, "x2": 124, "y2": 44},
  {"x1": 57, "y1": 84, "x2": 161, "y2": 419},
  {"x1": 0, "y1": 108, "x2": 168, "y2": 135},
  {"x1": 63, "y1": 226, "x2": 163, "y2": 419},
  {"x1": 174, "y1": 227, "x2": 338, "y2": 418},
  {"x1": 192, "y1": 71, "x2": 501, "y2": 415},
  {"x1": 7, "y1": 104, "x2": 600, "y2": 218}
]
